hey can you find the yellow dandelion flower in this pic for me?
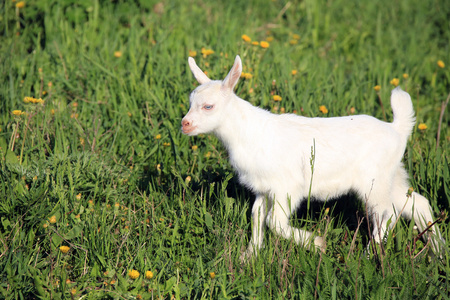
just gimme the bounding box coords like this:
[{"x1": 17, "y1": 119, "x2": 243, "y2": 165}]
[
  {"x1": 12, "y1": 110, "x2": 23, "y2": 116},
  {"x1": 403, "y1": 73, "x2": 409, "y2": 79},
  {"x1": 291, "y1": 70, "x2": 298, "y2": 75},
  {"x1": 241, "y1": 34, "x2": 251, "y2": 42},
  {"x1": 374, "y1": 85, "x2": 381, "y2": 92},
  {"x1": 23, "y1": 97, "x2": 32, "y2": 103},
  {"x1": 76, "y1": 193, "x2": 82, "y2": 200},
  {"x1": 189, "y1": 50, "x2": 197, "y2": 57},
  {"x1": 251, "y1": 41, "x2": 259, "y2": 46},
  {"x1": 49, "y1": 215, "x2": 57, "y2": 224},
  {"x1": 437, "y1": 60, "x2": 445, "y2": 68},
  {"x1": 155, "y1": 134, "x2": 161, "y2": 140},
  {"x1": 289, "y1": 40, "x2": 298, "y2": 45},
  {"x1": 114, "y1": 51, "x2": 122, "y2": 58},
  {"x1": 350, "y1": 107, "x2": 355, "y2": 114},
  {"x1": 185, "y1": 176, "x2": 192, "y2": 184},
  {"x1": 272, "y1": 95, "x2": 282, "y2": 102},
  {"x1": 16, "y1": 1, "x2": 25, "y2": 8},
  {"x1": 260, "y1": 41, "x2": 270, "y2": 48},
  {"x1": 292, "y1": 34, "x2": 301, "y2": 40},
  {"x1": 201, "y1": 48, "x2": 214, "y2": 58},
  {"x1": 319, "y1": 105, "x2": 328, "y2": 114},
  {"x1": 136, "y1": 295, "x2": 143, "y2": 300},
  {"x1": 209, "y1": 272, "x2": 216, "y2": 279},
  {"x1": 418, "y1": 123, "x2": 427, "y2": 130},
  {"x1": 60, "y1": 246, "x2": 70, "y2": 254},
  {"x1": 390, "y1": 78, "x2": 399, "y2": 86},
  {"x1": 145, "y1": 270, "x2": 154, "y2": 279},
  {"x1": 114, "y1": 202, "x2": 120, "y2": 208},
  {"x1": 70, "y1": 288, "x2": 77, "y2": 296},
  {"x1": 128, "y1": 270, "x2": 140, "y2": 280},
  {"x1": 50, "y1": 109, "x2": 55, "y2": 115},
  {"x1": 240, "y1": 72, "x2": 252, "y2": 79},
  {"x1": 204, "y1": 151, "x2": 211, "y2": 158},
  {"x1": 162, "y1": 142, "x2": 170, "y2": 147},
  {"x1": 191, "y1": 145, "x2": 198, "y2": 151},
  {"x1": 43, "y1": 223, "x2": 48, "y2": 228},
  {"x1": 266, "y1": 36, "x2": 274, "y2": 42}
]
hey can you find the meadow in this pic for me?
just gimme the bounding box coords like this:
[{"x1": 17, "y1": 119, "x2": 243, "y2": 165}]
[{"x1": 0, "y1": 0, "x2": 449, "y2": 298}]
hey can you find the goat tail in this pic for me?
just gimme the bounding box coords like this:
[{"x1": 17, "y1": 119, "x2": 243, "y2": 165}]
[{"x1": 390, "y1": 87, "x2": 416, "y2": 140}]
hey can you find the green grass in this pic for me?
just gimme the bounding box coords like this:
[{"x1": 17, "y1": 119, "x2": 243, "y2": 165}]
[{"x1": 1, "y1": 0, "x2": 449, "y2": 298}]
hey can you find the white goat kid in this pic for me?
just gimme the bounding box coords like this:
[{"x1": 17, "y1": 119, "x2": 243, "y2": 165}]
[{"x1": 181, "y1": 55, "x2": 443, "y2": 261}]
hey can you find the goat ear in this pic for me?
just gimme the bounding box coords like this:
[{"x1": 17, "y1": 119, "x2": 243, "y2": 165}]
[
  {"x1": 188, "y1": 57, "x2": 211, "y2": 84},
  {"x1": 222, "y1": 55, "x2": 242, "y2": 91}
]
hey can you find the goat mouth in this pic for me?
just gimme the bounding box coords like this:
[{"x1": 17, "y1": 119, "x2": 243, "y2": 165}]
[{"x1": 182, "y1": 126, "x2": 197, "y2": 134}]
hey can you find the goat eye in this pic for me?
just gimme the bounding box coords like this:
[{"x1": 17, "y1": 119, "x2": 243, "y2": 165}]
[{"x1": 203, "y1": 105, "x2": 214, "y2": 110}]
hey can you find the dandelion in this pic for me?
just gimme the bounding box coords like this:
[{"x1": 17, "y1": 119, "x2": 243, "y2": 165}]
[
  {"x1": 12, "y1": 110, "x2": 23, "y2": 116},
  {"x1": 191, "y1": 145, "x2": 198, "y2": 151},
  {"x1": 266, "y1": 36, "x2": 274, "y2": 42},
  {"x1": 437, "y1": 60, "x2": 445, "y2": 68},
  {"x1": 390, "y1": 78, "x2": 399, "y2": 86},
  {"x1": 114, "y1": 51, "x2": 122, "y2": 58},
  {"x1": 324, "y1": 207, "x2": 330, "y2": 215},
  {"x1": 76, "y1": 193, "x2": 81, "y2": 200},
  {"x1": 292, "y1": 34, "x2": 301, "y2": 40},
  {"x1": 209, "y1": 272, "x2": 216, "y2": 279},
  {"x1": 136, "y1": 295, "x2": 143, "y2": 300},
  {"x1": 289, "y1": 40, "x2": 298, "y2": 45},
  {"x1": 162, "y1": 142, "x2": 170, "y2": 147},
  {"x1": 204, "y1": 151, "x2": 211, "y2": 158},
  {"x1": 16, "y1": 1, "x2": 25, "y2": 8},
  {"x1": 155, "y1": 134, "x2": 161, "y2": 140},
  {"x1": 403, "y1": 73, "x2": 409, "y2": 79},
  {"x1": 251, "y1": 41, "x2": 259, "y2": 46},
  {"x1": 374, "y1": 85, "x2": 381, "y2": 92},
  {"x1": 49, "y1": 215, "x2": 57, "y2": 224},
  {"x1": 350, "y1": 107, "x2": 355, "y2": 114},
  {"x1": 407, "y1": 187, "x2": 414, "y2": 197},
  {"x1": 128, "y1": 269, "x2": 140, "y2": 280},
  {"x1": 60, "y1": 246, "x2": 70, "y2": 254},
  {"x1": 241, "y1": 72, "x2": 252, "y2": 79},
  {"x1": 291, "y1": 70, "x2": 298, "y2": 75},
  {"x1": 260, "y1": 41, "x2": 270, "y2": 48},
  {"x1": 319, "y1": 105, "x2": 328, "y2": 114},
  {"x1": 418, "y1": 123, "x2": 427, "y2": 130},
  {"x1": 272, "y1": 95, "x2": 282, "y2": 102},
  {"x1": 241, "y1": 34, "x2": 251, "y2": 42},
  {"x1": 188, "y1": 50, "x2": 197, "y2": 57},
  {"x1": 70, "y1": 288, "x2": 77, "y2": 296},
  {"x1": 201, "y1": 48, "x2": 214, "y2": 58},
  {"x1": 145, "y1": 270, "x2": 154, "y2": 279}
]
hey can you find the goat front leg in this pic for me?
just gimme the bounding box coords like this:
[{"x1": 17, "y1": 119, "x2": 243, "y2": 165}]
[
  {"x1": 267, "y1": 193, "x2": 325, "y2": 252},
  {"x1": 240, "y1": 194, "x2": 268, "y2": 262}
]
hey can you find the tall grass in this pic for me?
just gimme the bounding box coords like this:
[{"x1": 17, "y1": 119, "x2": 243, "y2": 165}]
[{"x1": 1, "y1": 0, "x2": 449, "y2": 298}]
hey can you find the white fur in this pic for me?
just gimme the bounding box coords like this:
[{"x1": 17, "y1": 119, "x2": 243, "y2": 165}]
[{"x1": 181, "y1": 55, "x2": 444, "y2": 260}]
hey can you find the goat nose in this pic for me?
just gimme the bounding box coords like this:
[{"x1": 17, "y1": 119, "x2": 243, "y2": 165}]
[{"x1": 182, "y1": 119, "x2": 190, "y2": 127}]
